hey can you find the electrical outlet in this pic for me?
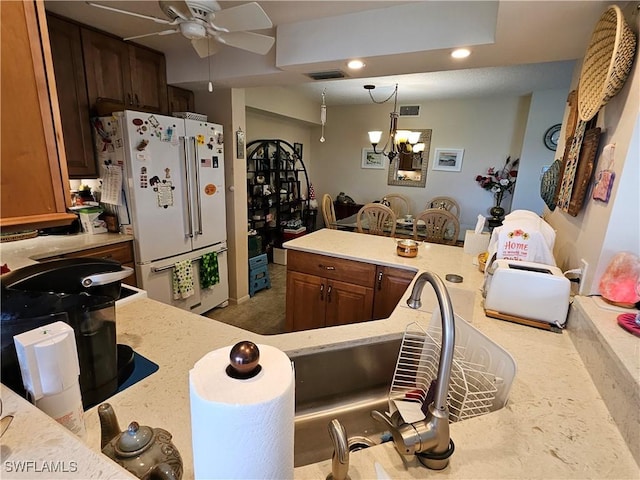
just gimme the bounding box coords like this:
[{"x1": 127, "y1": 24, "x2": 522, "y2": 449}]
[{"x1": 579, "y1": 259, "x2": 589, "y2": 295}]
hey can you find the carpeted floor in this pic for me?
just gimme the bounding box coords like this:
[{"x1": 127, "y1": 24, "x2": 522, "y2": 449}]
[{"x1": 202, "y1": 263, "x2": 287, "y2": 335}]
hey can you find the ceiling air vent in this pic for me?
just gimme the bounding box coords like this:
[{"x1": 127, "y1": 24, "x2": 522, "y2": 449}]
[
  {"x1": 399, "y1": 105, "x2": 420, "y2": 117},
  {"x1": 306, "y1": 70, "x2": 346, "y2": 80}
]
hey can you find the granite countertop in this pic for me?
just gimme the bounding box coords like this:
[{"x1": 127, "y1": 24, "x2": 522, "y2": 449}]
[
  {"x1": 1, "y1": 229, "x2": 638, "y2": 479},
  {"x1": 0, "y1": 232, "x2": 134, "y2": 270}
]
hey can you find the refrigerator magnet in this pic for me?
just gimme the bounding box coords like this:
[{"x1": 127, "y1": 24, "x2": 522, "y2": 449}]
[
  {"x1": 147, "y1": 115, "x2": 159, "y2": 128},
  {"x1": 196, "y1": 134, "x2": 205, "y2": 145},
  {"x1": 201, "y1": 158, "x2": 212, "y2": 168},
  {"x1": 136, "y1": 139, "x2": 149, "y2": 151},
  {"x1": 204, "y1": 184, "x2": 217, "y2": 196},
  {"x1": 161, "y1": 126, "x2": 174, "y2": 142},
  {"x1": 140, "y1": 167, "x2": 148, "y2": 188},
  {"x1": 154, "y1": 181, "x2": 175, "y2": 209},
  {"x1": 213, "y1": 157, "x2": 219, "y2": 168}
]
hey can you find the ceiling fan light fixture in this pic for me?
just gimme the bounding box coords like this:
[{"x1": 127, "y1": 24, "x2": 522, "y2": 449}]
[{"x1": 179, "y1": 21, "x2": 207, "y2": 39}]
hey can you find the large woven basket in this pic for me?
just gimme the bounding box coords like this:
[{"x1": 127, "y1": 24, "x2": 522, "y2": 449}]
[{"x1": 578, "y1": 5, "x2": 637, "y2": 121}]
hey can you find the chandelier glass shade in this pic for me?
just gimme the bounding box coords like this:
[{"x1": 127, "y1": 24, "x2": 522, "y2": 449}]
[{"x1": 366, "y1": 84, "x2": 422, "y2": 160}]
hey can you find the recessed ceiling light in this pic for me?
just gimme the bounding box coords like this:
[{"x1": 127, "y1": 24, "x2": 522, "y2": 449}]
[
  {"x1": 451, "y1": 48, "x2": 471, "y2": 59},
  {"x1": 347, "y1": 59, "x2": 365, "y2": 70}
]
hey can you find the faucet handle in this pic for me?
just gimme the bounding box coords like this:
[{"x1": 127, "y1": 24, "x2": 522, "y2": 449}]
[{"x1": 371, "y1": 410, "x2": 420, "y2": 456}]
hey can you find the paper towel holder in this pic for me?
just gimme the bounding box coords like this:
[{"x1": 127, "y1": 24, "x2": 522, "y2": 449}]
[{"x1": 226, "y1": 341, "x2": 262, "y2": 379}]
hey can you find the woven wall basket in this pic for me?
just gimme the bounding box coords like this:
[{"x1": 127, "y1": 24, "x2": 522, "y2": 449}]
[{"x1": 577, "y1": 5, "x2": 637, "y2": 122}]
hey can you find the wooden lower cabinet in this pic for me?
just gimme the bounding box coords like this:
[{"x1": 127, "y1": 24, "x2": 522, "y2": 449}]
[
  {"x1": 372, "y1": 266, "x2": 416, "y2": 320},
  {"x1": 285, "y1": 250, "x2": 376, "y2": 332},
  {"x1": 286, "y1": 271, "x2": 373, "y2": 331},
  {"x1": 285, "y1": 250, "x2": 413, "y2": 332}
]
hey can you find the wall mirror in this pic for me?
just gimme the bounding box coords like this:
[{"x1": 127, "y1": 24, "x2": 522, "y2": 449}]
[{"x1": 387, "y1": 129, "x2": 432, "y2": 187}]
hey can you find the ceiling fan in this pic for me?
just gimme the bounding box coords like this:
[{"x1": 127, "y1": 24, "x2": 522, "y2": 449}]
[{"x1": 86, "y1": 0, "x2": 275, "y2": 57}]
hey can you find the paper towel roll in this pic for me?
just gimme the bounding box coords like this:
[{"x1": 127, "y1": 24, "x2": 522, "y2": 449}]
[{"x1": 190, "y1": 343, "x2": 294, "y2": 480}]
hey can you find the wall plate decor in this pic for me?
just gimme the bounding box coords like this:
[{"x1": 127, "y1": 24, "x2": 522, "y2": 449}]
[
  {"x1": 567, "y1": 127, "x2": 601, "y2": 216},
  {"x1": 543, "y1": 124, "x2": 561, "y2": 151},
  {"x1": 577, "y1": 4, "x2": 637, "y2": 121},
  {"x1": 540, "y1": 159, "x2": 562, "y2": 211}
]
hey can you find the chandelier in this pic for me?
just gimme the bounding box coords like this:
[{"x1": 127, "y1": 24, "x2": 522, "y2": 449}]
[{"x1": 365, "y1": 84, "x2": 424, "y2": 161}]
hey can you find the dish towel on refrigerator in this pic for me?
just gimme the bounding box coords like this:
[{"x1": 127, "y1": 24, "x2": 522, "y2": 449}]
[
  {"x1": 173, "y1": 260, "x2": 195, "y2": 299},
  {"x1": 200, "y1": 252, "x2": 220, "y2": 289}
]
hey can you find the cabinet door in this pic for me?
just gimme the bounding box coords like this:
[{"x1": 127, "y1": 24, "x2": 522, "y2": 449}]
[
  {"x1": 325, "y1": 279, "x2": 374, "y2": 327},
  {"x1": 82, "y1": 28, "x2": 132, "y2": 109},
  {"x1": 46, "y1": 14, "x2": 97, "y2": 178},
  {"x1": 129, "y1": 45, "x2": 167, "y2": 113},
  {"x1": 168, "y1": 85, "x2": 194, "y2": 113},
  {"x1": 372, "y1": 266, "x2": 416, "y2": 320},
  {"x1": 1, "y1": 1, "x2": 75, "y2": 231},
  {"x1": 285, "y1": 271, "x2": 326, "y2": 332}
]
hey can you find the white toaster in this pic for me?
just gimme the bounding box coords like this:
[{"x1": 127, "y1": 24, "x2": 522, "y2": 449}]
[{"x1": 483, "y1": 259, "x2": 570, "y2": 327}]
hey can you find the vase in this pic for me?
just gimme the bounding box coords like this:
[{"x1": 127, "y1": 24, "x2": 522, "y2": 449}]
[{"x1": 488, "y1": 190, "x2": 506, "y2": 231}]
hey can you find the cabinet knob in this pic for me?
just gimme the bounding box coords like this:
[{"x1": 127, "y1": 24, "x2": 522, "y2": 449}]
[
  {"x1": 319, "y1": 283, "x2": 324, "y2": 301},
  {"x1": 377, "y1": 271, "x2": 383, "y2": 290},
  {"x1": 319, "y1": 264, "x2": 335, "y2": 271},
  {"x1": 327, "y1": 285, "x2": 332, "y2": 302}
]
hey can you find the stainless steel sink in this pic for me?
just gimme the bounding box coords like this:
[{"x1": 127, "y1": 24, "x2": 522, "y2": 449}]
[{"x1": 289, "y1": 335, "x2": 402, "y2": 467}]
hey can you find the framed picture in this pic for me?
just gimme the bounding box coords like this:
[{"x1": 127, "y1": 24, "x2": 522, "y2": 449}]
[
  {"x1": 361, "y1": 148, "x2": 385, "y2": 169},
  {"x1": 294, "y1": 142, "x2": 303, "y2": 159},
  {"x1": 433, "y1": 148, "x2": 464, "y2": 172}
]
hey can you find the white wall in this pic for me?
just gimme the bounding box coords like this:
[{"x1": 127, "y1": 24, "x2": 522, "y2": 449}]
[
  {"x1": 245, "y1": 109, "x2": 314, "y2": 200},
  {"x1": 309, "y1": 96, "x2": 533, "y2": 234},
  {"x1": 195, "y1": 88, "x2": 250, "y2": 304},
  {"x1": 546, "y1": 3, "x2": 639, "y2": 294},
  {"x1": 512, "y1": 88, "x2": 568, "y2": 214}
]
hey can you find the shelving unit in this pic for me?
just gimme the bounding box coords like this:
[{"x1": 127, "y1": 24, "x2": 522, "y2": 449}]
[{"x1": 246, "y1": 139, "x2": 311, "y2": 258}]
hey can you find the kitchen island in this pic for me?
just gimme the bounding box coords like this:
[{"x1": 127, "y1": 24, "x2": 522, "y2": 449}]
[{"x1": 1, "y1": 229, "x2": 638, "y2": 479}]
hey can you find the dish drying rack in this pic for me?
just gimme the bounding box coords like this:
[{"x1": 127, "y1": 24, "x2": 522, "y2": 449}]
[{"x1": 389, "y1": 319, "x2": 515, "y2": 423}]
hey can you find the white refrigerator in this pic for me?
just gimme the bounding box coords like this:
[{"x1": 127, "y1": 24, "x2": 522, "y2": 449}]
[{"x1": 95, "y1": 110, "x2": 229, "y2": 314}]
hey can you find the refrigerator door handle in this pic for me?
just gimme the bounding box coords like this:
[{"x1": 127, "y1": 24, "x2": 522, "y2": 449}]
[
  {"x1": 191, "y1": 136, "x2": 203, "y2": 235},
  {"x1": 181, "y1": 136, "x2": 194, "y2": 238},
  {"x1": 150, "y1": 248, "x2": 228, "y2": 273}
]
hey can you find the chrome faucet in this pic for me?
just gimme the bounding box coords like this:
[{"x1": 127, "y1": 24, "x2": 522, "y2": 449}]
[
  {"x1": 372, "y1": 271, "x2": 455, "y2": 470},
  {"x1": 326, "y1": 419, "x2": 350, "y2": 480}
]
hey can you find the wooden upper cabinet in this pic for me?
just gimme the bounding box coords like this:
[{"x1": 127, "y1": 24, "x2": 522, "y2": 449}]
[
  {"x1": 168, "y1": 85, "x2": 195, "y2": 113},
  {"x1": 129, "y1": 45, "x2": 167, "y2": 113},
  {"x1": 82, "y1": 27, "x2": 167, "y2": 114},
  {"x1": 0, "y1": 1, "x2": 75, "y2": 232},
  {"x1": 81, "y1": 28, "x2": 132, "y2": 109},
  {"x1": 46, "y1": 14, "x2": 97, "y2": 178}
]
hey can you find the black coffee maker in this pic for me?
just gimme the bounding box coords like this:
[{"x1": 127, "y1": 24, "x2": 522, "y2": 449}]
[{"x1": 1, "y1": 258, "x2": 132, "y2": 408}]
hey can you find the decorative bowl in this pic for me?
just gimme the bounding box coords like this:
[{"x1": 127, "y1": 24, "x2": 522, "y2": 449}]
[{"x1": 396, "y1": 239, "x2": 419, "y2": 258}]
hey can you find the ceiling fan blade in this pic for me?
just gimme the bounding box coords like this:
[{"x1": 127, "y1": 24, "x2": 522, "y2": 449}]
[
  {"x1": 86, "y1": 2, "x2": 176, "y2": 25},
  {"x1": 216, "y1": 31, "x2": 275, "y2": 55},
  {"x1": 124, "y1": 29, "x2": 180, "y2": 41},
  {"x1": 191, "y1": 37, "x2": 221, "y2": 58},
  {"x1": 209, "y1": 2, "x2": 273, "y2": 33}
]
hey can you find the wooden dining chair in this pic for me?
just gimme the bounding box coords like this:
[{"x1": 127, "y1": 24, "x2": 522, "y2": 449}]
[
  {"x1": 414, "y1": 208, "x2": 460, "y2": 245},
  {"x1": 425, "y1": 196, "x2": 460, "y2": 218},
  {"x1": 322, "y1": 193, "x2": 337, "y2": 229},
  {"x1": 356, "y1": 203, "x2": 397, "y2": 236},
  {"x1": 383, "y1": 193, "x2": 411, "y2": 219}
]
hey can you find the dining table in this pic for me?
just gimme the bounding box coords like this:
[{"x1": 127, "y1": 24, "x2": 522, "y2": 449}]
[{"x1": 333, "y1": 213, "x2": 422, "y2": 238}]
